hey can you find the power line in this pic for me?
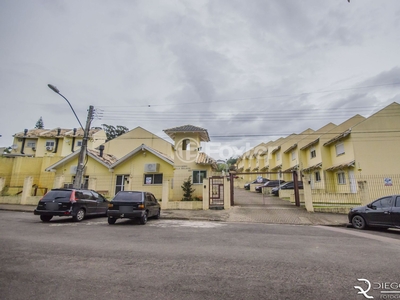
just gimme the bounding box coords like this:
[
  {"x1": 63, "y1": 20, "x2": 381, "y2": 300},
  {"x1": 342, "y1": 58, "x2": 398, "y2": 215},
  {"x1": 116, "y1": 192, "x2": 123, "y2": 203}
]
[{"x1": 96, "y1": 81, "x2": 400, "y2": 108}]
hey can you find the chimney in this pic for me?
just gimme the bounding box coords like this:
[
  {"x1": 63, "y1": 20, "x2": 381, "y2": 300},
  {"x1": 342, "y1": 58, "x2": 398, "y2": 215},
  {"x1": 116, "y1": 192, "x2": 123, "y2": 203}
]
[{"x1": 99, "y1": 145, "x2": 104, "y2": 157}]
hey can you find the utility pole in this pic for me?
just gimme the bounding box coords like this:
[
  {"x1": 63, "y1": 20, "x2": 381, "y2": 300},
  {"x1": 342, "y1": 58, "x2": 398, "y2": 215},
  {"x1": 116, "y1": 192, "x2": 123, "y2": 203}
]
[{"x1": 73, "y1": 105, "x2": 94, "y2": 189}]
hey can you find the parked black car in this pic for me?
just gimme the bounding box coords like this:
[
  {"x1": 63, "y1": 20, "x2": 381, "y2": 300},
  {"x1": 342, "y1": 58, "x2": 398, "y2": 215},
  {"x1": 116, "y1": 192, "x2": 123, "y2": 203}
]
[
  {"x1": 34, "y1": 188, "x2": 109, "y2": 222},
  {"x1": 107, "y1": 191, "x2": 161, "y2": 225},
  {"x1": 244, "y1": 178, "x2": 268, "y2": 190},
  {"x1": 255, "y1": 180, "x2": 285, "y2": 193},
  {"x1": 271, "y1": 181, "x2": 303, "y2": 196},
  {"x1": 348, "y1": 195, "x2": 400, "y2": 230}
]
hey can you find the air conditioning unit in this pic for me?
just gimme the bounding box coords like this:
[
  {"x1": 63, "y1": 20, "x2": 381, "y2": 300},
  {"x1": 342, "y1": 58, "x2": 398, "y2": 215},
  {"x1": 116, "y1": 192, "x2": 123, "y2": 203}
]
[
  {"x1": 32, "y1": 147, "x2": 36, "y2": 151},
  {"x1": 46, "y1": 146, "x2": 53, "y2": 151},
  {"x1": 144, "y1": 163, "x2": 160, "y2": 172}
]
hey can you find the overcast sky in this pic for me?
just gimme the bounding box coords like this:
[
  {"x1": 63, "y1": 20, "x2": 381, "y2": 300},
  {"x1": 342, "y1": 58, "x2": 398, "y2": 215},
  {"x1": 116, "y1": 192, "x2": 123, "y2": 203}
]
[{"x1": 1, "y1": 0, "x2": 399, "y2": 159}]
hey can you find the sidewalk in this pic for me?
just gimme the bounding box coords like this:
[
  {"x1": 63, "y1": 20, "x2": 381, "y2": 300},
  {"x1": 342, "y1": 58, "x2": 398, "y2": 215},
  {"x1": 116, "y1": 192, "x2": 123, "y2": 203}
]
[{"x1": 0, "y1": 201, "x2": 350, "y2": 227}]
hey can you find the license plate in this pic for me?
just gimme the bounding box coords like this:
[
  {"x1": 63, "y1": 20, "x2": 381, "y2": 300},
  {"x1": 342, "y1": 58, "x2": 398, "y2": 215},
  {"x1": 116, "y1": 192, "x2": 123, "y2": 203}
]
[
  {"x1": 46, "y1": 202, "x2": 59, "y2": 211},
  {"x1": 119, "y1": 206, "x2": 133, "y2": 213}
]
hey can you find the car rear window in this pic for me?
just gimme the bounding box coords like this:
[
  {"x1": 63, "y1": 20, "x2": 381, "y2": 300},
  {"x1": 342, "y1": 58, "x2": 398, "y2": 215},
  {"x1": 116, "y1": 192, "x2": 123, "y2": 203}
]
[
  {"x1": 113, "y1": 191, "x2": 143, "y2": 202},
  {"x1": 42, "y1": 190, "x2": 72, "y2": 200}
]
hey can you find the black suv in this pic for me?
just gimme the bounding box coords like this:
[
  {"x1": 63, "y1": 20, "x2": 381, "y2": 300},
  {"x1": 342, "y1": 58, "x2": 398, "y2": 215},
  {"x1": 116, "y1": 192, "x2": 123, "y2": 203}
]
[
  {"x1": 107, "y1": 191, "x2": 161, "y2": 225},
  {"x1": 34, "y1": 189, "x2": 109, "y2": 222}
]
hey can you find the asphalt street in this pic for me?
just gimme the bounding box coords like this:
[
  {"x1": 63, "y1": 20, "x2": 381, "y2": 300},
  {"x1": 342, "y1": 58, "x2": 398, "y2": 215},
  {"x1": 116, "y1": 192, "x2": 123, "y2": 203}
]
[{"x1": 1, "y1": 210, "x2": 399, "y2": 300}]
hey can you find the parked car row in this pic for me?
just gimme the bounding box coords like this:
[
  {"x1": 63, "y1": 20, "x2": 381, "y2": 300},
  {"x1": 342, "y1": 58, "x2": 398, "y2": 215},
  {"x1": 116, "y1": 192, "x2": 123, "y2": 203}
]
[
  {"x1": 255, "y1": 180, "x2": 285, "y2": 193},
  {"x1": 34, "y1": 188, "x2": 161, "y2": 225},
  {"x1": 244, "y1": 178, "x2": 268, "y2": 190},
  {"x1": 244, "y1": 178, "x2": 303, "y2": 196}
]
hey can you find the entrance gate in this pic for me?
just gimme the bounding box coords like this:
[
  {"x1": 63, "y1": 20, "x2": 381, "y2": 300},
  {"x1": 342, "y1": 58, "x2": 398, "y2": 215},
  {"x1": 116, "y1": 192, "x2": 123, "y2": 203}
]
[
  {"x1": 229, "y1": 171, "x2": 301, "y2": 207},
  {"x1": 209, "y1": 176, "x2": 224, "y2": 209}
]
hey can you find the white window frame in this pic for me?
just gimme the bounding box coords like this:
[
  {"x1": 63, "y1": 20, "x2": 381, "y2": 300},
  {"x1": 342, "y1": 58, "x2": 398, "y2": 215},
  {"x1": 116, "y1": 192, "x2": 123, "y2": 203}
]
[
  {"x1": 144, "y1": 173, "x2": 163, "y2": 185},
  {"x1": 193, "y1": 170, "x2": 207, "y2": 184},
  {"x1": 45, "y1": 140, "x2": 55, "y2": 147},
  {"x1": 276, "y1": 151, "x2": 280, "y2": 161},
  {"x1": 76, "y1": 140, "x2": 82, "y2": 147},
  {"x1": 335, "y1": 142, "x2": 345, "y2": 156},
  {"x1": 27, "y1": 142, "x2": 36, "y2": 148},
  {"x1": 337, "y1": 172, "x2": 346, "y2": 184},
  {"x1": 291, "y1": 151, "x2": 296, "y2": 161}
]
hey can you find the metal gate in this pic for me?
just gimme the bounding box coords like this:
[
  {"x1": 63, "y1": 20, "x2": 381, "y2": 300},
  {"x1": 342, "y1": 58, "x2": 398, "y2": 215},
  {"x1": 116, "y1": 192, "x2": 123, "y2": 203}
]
[{"x1": 209, "y1": 176, "x2": 224, "y2": 209}]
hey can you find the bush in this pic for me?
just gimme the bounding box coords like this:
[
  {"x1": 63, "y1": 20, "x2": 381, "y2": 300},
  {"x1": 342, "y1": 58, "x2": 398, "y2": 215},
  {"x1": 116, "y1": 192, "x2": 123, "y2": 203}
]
[{"x1": 181, "y1": 176, "x2": 195, "y2": 201}]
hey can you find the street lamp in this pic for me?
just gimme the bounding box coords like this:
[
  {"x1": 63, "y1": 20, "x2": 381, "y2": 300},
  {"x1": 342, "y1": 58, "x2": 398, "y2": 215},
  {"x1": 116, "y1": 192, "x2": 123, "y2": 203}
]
[{"x1": 48, "y1": 84, "x2": 93, "y2": 189}]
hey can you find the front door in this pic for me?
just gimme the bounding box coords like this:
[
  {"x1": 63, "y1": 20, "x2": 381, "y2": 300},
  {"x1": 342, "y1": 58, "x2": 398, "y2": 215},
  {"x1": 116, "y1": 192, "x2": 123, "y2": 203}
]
[
  {"x1": 366, "y1": 196, "x2": 394, "y2": 226},
  {"x1": 115, "y1": 175, "x2": 129, "y2": 195}
]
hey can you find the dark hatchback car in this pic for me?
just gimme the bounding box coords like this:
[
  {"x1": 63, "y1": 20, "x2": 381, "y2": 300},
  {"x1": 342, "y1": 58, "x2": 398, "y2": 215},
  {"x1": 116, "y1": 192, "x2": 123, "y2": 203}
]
[
  {"x1": 244, "y1": 178, "x2": 268, "y2": 190},
  {"x1": 34, "y1": 188, "x2": 109, "y2": 222},
  {"x1": 107, "y1": 191, "x2": 161, "y2": 225},
  {"x1": 348, "y1": 195, "x2": 400, "y2": 230},
  {"x1": 271, "y1": 181, "x2": 303, "y2": 196},
  {"x1": 255, "y1": 180, "x2": 285, "y2": 193}
]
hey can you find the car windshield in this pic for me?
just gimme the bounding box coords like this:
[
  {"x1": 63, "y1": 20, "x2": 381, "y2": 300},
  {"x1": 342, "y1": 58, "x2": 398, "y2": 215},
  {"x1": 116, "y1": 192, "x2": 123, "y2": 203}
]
[
  {"x1": 42, "y1": 190, "x2": 72, "y2": 200},
  {"x1": 113, "y1": 191, "x2": 143, "y2": 202}
]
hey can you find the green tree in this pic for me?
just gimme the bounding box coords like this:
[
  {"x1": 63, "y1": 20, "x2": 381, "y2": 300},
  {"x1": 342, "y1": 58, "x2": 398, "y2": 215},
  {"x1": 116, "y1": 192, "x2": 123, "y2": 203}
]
[
  {"x1": 35, "y1": 116, "x2": 44, "y2": 129},
  {"x1": 101, "y1": 124, "x2": 129, "y2": 141},
  {"x1": 181, "y1": 176, "x2": 195, "y2": 201}
]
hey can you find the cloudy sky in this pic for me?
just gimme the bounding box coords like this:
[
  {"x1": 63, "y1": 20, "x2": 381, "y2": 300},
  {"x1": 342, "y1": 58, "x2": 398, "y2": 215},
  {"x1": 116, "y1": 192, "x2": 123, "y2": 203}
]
[{"x1": 1, "y1": 0, "x2": 399, "y2": 159}]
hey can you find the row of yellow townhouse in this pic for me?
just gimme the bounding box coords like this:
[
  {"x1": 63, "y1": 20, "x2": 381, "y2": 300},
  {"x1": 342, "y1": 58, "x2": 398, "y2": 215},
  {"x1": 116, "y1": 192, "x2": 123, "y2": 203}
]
[{"x1": 235, "y1": 102, "x2": 400, "y2": 212}]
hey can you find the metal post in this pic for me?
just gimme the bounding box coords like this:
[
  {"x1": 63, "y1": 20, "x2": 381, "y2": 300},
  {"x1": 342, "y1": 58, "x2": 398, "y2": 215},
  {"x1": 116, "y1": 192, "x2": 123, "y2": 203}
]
[
  {"x1": 293, "y1": 171, "x2": 300, "y2": 207},
  {"x1": 73, "y1": 105, "x2": 94, "y2": 189},
  {"x1": 229, "y1": 172, "x2": 235, "y2": 206}
]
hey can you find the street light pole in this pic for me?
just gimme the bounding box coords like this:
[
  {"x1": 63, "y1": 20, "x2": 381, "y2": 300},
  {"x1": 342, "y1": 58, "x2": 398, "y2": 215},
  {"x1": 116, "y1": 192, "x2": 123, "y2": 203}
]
[{"x1": 48, "y1": 84, "x2": 93, "y2": 189}]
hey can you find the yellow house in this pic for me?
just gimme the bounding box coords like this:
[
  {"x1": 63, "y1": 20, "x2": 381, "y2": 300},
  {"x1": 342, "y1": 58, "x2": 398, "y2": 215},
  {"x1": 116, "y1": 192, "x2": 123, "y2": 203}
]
[
  {"x1": 42, "y1": 124, "x2": 217, "y2": 201},
  {"x1": 0, "y1": 127, "x2": 106, "y2": 195}
]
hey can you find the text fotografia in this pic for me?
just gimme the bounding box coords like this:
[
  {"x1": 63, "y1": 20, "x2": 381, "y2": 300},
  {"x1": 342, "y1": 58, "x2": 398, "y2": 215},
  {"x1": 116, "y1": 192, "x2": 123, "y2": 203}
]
[{"x1": 354, "y1": 279, "x2": 400, "y2": 299}]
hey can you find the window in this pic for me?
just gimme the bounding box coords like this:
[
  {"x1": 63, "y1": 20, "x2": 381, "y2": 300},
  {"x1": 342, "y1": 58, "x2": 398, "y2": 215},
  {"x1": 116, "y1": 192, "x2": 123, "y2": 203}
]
[
  {"x1": 193, "y1": 170, "x2": 207, "y2": 184},
  {"x1": 72, "y1": 175, "x2": 89, "y2": 188},
  {"x1": 335, "y1": 143, "x2": 345, "y2": 156},
  {"x1": 276, "y1": 151, "x2": 280, "y2": 161},
  {"x1": 372, "y1": 197, "x2": 393, "y2": 209},
  {"x1": 27, "y1": 142, "x2": 36, "y2": 148},
  {"x1": 182, "y1": 139, "x2": 190, "y2": 150},
  {"x1": 291, "y1": 151, "x2": 296, "y2": 161},
  {"x1": 76, "y1": 141, "x2": 82, "y2": 147},
  {"x1": 315, "y1": 171, "x2": 321, "y2": 182},
  {"x1": 395, "y1": 197, "x2": 400, "y2": 208},
  {"x1": 143, "y1": 174, "x2": 163, "y2": 185},
  {"x1": 46, "y1": 140, "x2": 55, "y2": 147},
  {"x1": 337, "y1": 172, "x2": 346, "y2": 184},
  {"x1": 310, "y1": 147, "x2": 316, "y2": 158}
]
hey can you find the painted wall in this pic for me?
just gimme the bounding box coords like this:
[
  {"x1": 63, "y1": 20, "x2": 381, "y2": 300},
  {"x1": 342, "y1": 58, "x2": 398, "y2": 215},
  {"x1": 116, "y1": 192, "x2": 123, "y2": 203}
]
[{"x1": 102, "y1": 127, "x2": 173, "y2": 159}]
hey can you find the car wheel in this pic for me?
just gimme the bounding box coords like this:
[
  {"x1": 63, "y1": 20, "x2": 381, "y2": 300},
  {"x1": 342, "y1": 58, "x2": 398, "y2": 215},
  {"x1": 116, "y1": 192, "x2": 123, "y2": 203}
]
[
  {"x1": 40, "y1": 215, "x2": 53, "y2": 222},
  {"x1": 107, "y1": 217, "x2": 116, "y2": 225},
  {"x1": 154, "y1": 209, "x2": 160, "y2": 219},
  {"x1": 352, "y1": 215, "x2": 366, "y2": 230},
  {"x1": 140, "y1": 211, "x2": 148, "y2": 225},
  {"x1": 73, "y1": 208, "x2": 86, "y2": 222}
]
